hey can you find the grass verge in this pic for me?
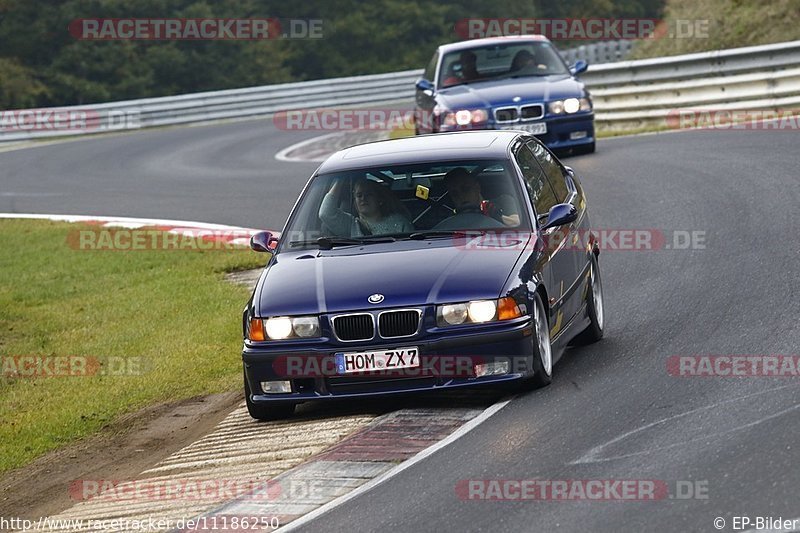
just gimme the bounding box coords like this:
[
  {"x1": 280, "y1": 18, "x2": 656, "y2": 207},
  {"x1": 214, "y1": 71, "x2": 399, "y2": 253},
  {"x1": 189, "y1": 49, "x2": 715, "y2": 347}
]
[
  {"x1": 387, "y1": 123, "x2": 672, "y2": 141},
  {"x1": 631, "y1": 0, "x2": 800, "y2": 59},
  {"x1": 0, "y1": 219, "x2": 264, "y2": 474}
]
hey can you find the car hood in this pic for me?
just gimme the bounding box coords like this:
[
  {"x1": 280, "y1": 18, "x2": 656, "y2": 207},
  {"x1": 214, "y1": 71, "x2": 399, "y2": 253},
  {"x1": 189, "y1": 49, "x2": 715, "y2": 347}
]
[
  {"x1": 255, "y1": 237, "x2": 530, "y2": 316},
  {"x1": 437, "y1": 75, "x2": 585, "y2": 110}
]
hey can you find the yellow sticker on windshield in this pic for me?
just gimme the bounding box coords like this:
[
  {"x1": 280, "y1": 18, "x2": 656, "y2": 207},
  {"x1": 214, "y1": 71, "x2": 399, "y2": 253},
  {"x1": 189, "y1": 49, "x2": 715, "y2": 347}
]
[{"x1": 416, "y1": 185, "x2": 429, "y2": 200}]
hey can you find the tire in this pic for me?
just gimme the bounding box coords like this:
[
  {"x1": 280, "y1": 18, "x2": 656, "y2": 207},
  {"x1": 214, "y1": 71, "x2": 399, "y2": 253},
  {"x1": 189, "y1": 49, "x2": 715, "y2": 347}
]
[
  {"x1": 244, "y1": 370, "x2": 295, "y2": 421},
  {"x1": 528, "y1": 292, "x2": 553, "y2": 389},
  {"x1": 576, "y1": 141, "x2": 595, "y2": 155},
  {"x1": 574, "y1": 254, "x2": 604, "y2": 345}
]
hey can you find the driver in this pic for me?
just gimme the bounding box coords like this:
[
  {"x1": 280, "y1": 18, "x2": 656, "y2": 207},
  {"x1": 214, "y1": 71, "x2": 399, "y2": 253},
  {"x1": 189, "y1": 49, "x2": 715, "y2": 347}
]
[
  {"x1": 319, "y1": 178, "x2": 413, "y2": 237},
  {"x1": 443, "y1": 168, "x2": 520, "y2": 226}
]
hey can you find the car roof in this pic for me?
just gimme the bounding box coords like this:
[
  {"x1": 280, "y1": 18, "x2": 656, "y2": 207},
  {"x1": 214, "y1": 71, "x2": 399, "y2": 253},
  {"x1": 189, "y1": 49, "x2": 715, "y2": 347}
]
[
  {"x1": 315, "y1": 130, "x2": 521, "y2": 174},
  {"x1": 437, "y1": 35, "x2": 550, "y2": 55}
]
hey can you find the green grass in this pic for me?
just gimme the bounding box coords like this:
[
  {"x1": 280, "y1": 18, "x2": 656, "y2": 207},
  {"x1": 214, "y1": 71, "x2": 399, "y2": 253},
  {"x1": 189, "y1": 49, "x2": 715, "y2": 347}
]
[
  {"x1": 0, "y1": 220, "x2": 265, "y2": 474},
  {"x1": 387, "y1": 123, "x2": 671, "y2": 141},
  {"x1": 631, "y1": 0, "x2": 800, "y2": 59}
]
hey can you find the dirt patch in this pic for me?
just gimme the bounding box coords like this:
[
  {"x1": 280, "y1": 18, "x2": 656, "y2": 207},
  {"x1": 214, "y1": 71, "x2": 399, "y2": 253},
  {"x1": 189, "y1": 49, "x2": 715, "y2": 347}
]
[
  {"x1": 224, "y1": 268, "x2": 262, "y2": 287},
  {"x1": 0, "y1": 391, "x2": 241, "y2": 522}
]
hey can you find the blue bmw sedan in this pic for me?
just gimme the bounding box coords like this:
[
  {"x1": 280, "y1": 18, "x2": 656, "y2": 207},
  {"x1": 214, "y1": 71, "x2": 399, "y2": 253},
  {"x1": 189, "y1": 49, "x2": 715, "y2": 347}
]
[
  {"x1": 243, "y1": 131, "x2": 604, "y2": 419},
  {"x1": 414, "y1": 36, "x2": 595, "y2": 154}
]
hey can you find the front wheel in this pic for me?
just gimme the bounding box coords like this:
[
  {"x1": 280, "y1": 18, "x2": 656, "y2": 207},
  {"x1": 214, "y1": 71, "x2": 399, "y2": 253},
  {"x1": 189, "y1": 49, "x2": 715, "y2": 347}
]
[
  {"x1": 244, "y1": 369, "x2": 295, "y2": 421},
  {"x1": 528, "y1": 293, "x2": 553, "y2": 388},
  {"x1": 575, "y1": 255, "x2": 604, "y2": 345}
]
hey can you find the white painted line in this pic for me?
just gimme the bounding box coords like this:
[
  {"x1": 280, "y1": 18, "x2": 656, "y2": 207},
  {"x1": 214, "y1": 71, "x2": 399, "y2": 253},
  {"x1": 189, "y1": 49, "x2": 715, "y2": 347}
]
[
  {"x1": 278, "y1": 398, "x2": 511, "y2": 532},
  {"x1": 572, "y1": 384, "x2": 799, "y2": 465},
  {"x1": 274, "y1": 132, "x2": 343, "y2": 162}
]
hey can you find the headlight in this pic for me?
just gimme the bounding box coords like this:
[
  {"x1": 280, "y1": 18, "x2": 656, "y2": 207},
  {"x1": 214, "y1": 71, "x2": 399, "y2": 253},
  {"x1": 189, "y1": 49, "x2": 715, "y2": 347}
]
[
  {"x1": 443, "y1": 109, "x2": 488, "y2": 126},
  {"x1": 264, "y1": 317, "x2": 293, "y2": 339},
  {"x1": 439, "y1": 303, "x2": 468, "y2": 325},
  {"x1": 437, "y1": 297, "x2": 523, "y2": 327},
  {"x1": 563, "y1": 98, "x2": 580, "y2": 113},
  {"x1": 468, "y1": 300, "x2": 496, "y2": 322},
  {"x1": 548, "y1": 97, "x2": 591, "y2": 115},
  {"x1": 548, "y1": 100, "x2": 564, "y2": 115},
  {"x1": 291, "y1": 316, "x2": 320, "y2": 337},
  {"x1": 256, "y1": 316, "x2": 320, "y2": 340}
]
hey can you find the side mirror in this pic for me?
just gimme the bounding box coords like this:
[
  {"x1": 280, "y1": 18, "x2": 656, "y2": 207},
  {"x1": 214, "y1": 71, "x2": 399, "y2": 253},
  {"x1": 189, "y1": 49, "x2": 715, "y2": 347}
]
[
  {"x1": 250, "y1": 231, "x2": 278, "y2": 253},
  {"x1": 541, "y1": 203, "x2": 577, "y2": 230},
  {"x1": 415, "y1": 78, "x2": 435, "y2": 96},
  {"x1": 569, "y1": 60, "x2": 589, "y2": 75}
]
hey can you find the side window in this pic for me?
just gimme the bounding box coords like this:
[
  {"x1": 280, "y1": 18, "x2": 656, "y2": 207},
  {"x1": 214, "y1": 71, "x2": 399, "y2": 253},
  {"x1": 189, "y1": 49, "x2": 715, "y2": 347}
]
[
  {"x1": 424, "y1": 52, "x2": 438, "y2": 82},
  {"x1": 527, "y1": 140, "x2": 569, "y2": 202},
  {"x1": 514, "y1": 144, "x2": 559, "y2": 219}
]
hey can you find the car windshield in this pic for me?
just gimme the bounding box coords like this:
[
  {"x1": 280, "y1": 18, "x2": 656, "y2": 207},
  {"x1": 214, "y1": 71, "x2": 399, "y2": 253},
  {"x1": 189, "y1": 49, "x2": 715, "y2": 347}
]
[
  {"x1": 438, "y1": 42, "x2": 568, "y2": 89},
  {"x1": 282, "y1": 159, "x2": 531, "y2": 248}
]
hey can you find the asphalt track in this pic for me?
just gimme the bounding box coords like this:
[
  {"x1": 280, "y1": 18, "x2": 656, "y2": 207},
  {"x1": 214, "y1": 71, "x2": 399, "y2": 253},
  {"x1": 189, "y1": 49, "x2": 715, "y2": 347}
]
[{"x1": 1, "y1": 121, "x2": 798, "y2": 532}]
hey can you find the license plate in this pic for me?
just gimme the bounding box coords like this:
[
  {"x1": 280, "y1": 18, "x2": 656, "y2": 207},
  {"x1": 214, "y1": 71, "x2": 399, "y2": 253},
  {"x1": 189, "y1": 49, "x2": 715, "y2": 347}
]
[
  {"x1": 500, "y1": 122, "x2": 547, "y2": 135},
  {"x1": 335, "y1": 347, "x2": 419, "y2": 374}
]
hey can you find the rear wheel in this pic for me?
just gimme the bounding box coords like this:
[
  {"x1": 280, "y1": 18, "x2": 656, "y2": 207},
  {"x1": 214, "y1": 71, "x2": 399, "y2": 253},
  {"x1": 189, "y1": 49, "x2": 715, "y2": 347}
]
[
  {"x1": 575, "y1": 255, "x2": 604, "y2": 345},
  {"x1": 528, "y1": 293, "x2": 553, "y2": 389},
  {"x1": 244, "y1": 369, "x2": 295, "y2": 421}
]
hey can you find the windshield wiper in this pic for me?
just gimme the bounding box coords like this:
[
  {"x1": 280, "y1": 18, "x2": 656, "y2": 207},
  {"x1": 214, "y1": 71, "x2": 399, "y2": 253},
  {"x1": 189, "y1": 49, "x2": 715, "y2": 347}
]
[
  {"x1": 289, "y1": 236, "x2": 396, "y2": 250},
  {"x1": 505, "y1": 73, "x2": 552, "y2": 80},
  {"x1": 406, "y1": 230, "x2": 486, "y2": 241}
]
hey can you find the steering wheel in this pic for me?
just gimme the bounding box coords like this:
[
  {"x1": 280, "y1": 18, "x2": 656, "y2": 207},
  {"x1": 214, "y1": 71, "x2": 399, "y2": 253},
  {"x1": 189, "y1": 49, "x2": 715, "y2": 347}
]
[{"x1": 456, "y1": 204, "x2": 482, "y2": 214}]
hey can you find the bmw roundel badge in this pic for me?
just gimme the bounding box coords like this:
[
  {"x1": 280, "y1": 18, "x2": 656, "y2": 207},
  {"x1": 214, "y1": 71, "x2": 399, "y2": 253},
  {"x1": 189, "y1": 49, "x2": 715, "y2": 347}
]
[{"x1": 368, "y1": 293, "x2": 384, "y2": 304}]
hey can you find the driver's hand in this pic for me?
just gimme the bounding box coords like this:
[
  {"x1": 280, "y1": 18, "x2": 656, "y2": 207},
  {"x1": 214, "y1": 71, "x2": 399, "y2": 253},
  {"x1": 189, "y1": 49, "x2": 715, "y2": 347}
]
[{"x1": 480, "y1": 200, "x2": 504, "y2": 221}]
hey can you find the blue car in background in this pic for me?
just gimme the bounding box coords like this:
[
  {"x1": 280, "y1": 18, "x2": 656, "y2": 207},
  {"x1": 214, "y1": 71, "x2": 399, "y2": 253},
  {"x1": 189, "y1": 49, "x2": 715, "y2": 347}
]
[
  {"x1": 414, "y1": 36, "x2": 595, "y2": 155},
  {"x1": 242, "y1": 131, "x2": 604, "y2": 420}
]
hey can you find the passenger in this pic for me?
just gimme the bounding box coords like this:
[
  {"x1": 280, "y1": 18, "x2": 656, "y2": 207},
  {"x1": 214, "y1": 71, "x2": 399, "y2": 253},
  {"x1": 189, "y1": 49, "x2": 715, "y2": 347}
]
[
  {"x1": 443, "y1": 167, "x2": 520, "y2": 226},
  {"x1": 510, "y1": 49, "x2": 548, "y2": 73},
  {"x1": 510, "y1": 50, "x2": 535, "y2": 72},
  {"x1": 319, "y1": 178, "x2": 414, "y2": 237}
]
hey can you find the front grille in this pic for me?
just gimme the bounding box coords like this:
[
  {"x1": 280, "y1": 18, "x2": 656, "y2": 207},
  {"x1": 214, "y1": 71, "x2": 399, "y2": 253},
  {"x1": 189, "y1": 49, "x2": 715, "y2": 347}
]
[
  {"x1": 332, "y1": 314, "x2": 374, "y2": 341},
  {"x1": 520, "y1": 104, "x2": 544, "y2": 120},
  {"x1": 494, "y1": 107, "x2": 518, "y2": 122},
  {"x1": 378, "y1": 310, "x2": 420, "y2": 338}
]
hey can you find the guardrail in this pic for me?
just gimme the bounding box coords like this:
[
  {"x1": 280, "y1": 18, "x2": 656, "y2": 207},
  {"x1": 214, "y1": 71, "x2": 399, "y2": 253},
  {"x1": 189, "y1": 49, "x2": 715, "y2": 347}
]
[
  {"x1": 560, "y1": 39, "x2": 633, "y2": 65},
  {"x1": 1, "y1": 39, "x2": 799, "y2": 142},
  {"x1": 584, "y1": 40, "x2": 800, "y2": 130}
]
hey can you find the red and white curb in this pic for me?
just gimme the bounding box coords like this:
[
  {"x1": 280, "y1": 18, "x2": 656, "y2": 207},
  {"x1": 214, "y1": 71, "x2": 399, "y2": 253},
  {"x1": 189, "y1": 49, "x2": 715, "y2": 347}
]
[
  {"x1": 208, "y1": 401, "x2": 510, "y2": 532},
  {"x1": 0, "y1": 213, "x2": 278, "y2": 247}
]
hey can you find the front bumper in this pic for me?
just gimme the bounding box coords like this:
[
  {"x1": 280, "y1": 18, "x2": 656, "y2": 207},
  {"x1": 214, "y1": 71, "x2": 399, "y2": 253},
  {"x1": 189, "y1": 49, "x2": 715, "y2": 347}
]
[
  {"x1": 438, "y1": 112, "x2": 595, "y2": 151},
  {"x1": 243, "y1": 316, "x2": 533, "y2": 403}
]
